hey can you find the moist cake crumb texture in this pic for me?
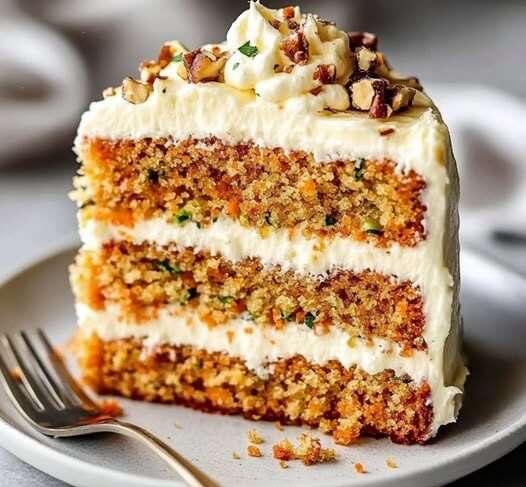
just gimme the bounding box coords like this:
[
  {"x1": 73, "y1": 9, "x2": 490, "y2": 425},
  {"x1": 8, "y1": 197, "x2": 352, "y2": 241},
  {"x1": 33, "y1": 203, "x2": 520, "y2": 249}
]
[
  {"x1": 77, "y1": 335, "x2": 433, "y2": 445},
  {"x1": 70, "y1": 0, "x2": 466, "y2": 449}
]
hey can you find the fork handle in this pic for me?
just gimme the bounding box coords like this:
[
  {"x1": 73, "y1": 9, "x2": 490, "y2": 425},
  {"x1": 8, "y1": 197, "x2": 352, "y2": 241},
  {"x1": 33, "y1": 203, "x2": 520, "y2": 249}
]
[{"x1": 98, "y1": 419, "x2": 220, "y2": 487}]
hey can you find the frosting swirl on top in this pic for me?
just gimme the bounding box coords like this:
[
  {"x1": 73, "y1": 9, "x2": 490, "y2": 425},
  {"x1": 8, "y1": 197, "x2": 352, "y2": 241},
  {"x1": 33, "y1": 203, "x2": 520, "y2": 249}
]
[
  {"x1": 115, "y1": 1, "x2": 427, "y2": 118},
  {"x1": 222, "y1": 2, "x2": 352, "y2": 108}
]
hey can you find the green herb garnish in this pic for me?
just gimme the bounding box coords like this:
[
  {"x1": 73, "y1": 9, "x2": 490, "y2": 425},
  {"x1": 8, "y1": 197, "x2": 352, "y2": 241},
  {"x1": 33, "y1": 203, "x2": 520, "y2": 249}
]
[
  {"x1": 325, "y1": 214, "x2": 337, "y2": 226},
  {"x1": 354, "y1": 158, "x2": 366, "y2": 180},
  {"x1": 157, "y1": 259, "x2": 181, "y2": 275},
  {"x1": 304, "y1": 312, "x2": 316, "y2": 329},
  {"x1": 233, "y1": 62, "x2": 240, "y2": 70},
  {"x1": 172, "y1": 52, "x2": 183, "y2": 63},
  {"x1": 363, "y1": 217, "x2": 383, "y2": 235},
  {"x1": 280, "y1": 310, "x2": 294, "y2": 322},
  {"x1": 173, "y1": 209, "x2": 192, "y2": 225},
  {"x1": 238, "y1": 41, "x2": 259, "y2": 57},
  {"x1": 218, "y1": 295, "x2": 233, "y2": 304}
]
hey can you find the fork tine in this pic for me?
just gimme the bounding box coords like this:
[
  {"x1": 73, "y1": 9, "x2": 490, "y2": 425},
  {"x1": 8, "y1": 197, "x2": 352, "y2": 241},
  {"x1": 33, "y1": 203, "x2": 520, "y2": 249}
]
[
  {"x1": 21, "y1": 331, "x2": 74, "y2": 408},
  {"x1": 0, "y1": 336, "x2": 43, "y2": 420},
  {"x1": 36, "y1": 329, "x2": 98, "y2": 410},
  {"x1": 4, "y1": 334, "x2": 58, "y2": 410}
]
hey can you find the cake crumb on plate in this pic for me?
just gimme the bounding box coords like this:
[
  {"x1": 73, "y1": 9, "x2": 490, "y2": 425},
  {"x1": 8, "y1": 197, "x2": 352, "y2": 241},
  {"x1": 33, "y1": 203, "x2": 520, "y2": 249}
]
[{"x1": 247, "y1": 445, "x2": 263, "y2": 457}]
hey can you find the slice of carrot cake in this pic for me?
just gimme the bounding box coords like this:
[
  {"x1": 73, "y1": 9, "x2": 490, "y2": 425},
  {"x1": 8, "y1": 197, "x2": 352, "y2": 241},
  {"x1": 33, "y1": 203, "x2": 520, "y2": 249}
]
[{"x1": 70, "y1": 1, "x2": 467, "y2": 445}]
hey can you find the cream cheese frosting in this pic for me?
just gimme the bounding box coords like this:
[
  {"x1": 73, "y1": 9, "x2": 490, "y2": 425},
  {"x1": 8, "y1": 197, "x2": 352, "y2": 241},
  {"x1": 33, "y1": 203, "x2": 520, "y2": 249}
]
[{"x1": 73, "y1": 0, "x2": 466, "y2": 437}]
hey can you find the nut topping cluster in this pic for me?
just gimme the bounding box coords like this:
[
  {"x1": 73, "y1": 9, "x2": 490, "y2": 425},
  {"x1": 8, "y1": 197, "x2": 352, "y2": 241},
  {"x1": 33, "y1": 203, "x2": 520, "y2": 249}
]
[
  {"x1": 347, "y1": 31, "x2": 421, "y2": 118},
  {"x1": 115, "y1": 5, "x2": 423, "y2": 118}
]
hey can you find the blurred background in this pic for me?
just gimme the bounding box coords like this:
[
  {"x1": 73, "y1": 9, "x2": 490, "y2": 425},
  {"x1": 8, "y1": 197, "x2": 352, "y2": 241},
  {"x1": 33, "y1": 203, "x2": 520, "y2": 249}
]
[{"x1": 0, "y1": 0, "x2": 525, "y2": 485}]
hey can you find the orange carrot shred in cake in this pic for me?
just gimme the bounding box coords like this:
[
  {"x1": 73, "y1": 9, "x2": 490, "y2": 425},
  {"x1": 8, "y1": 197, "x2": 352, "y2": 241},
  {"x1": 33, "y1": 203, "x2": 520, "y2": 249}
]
[{"x1": 70, "y1": 1, "x2": 466, "y2": 446}]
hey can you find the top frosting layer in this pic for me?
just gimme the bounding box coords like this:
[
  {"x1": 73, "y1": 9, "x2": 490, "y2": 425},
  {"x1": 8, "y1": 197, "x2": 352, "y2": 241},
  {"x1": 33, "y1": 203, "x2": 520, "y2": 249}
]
[{"x1": 85, "y1": 1, "x2": 429, "y2": 127}]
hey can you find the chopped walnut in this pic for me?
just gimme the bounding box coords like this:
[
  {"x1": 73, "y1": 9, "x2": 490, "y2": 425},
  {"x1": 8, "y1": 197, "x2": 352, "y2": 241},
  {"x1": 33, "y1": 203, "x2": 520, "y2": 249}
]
[
  {"x1": 279, "y1": 460, "x2": 289, "y2": 469},
  {"x1": 183, "y1": 49, "x2": 227, "y2": 83},
  {"x1": 139, "y1": 60, "x2": 162, "y2": 84},
  {"x1": 313, "y1": 64, "x2": 337, "y2": 84},
  {"x1": 247, "y1": 445, "x2": 263, "y2": 457},
  {"x1": 272, "y1": 434, "x2": 336, "y2": 466},
  {"x1": 158, "y1": 44, "x2": 175, "y2": 68},
  {"x1": 386, "y1": 458, "x2": 398, "y2": 469},
  {"x1": 348, "y1": 31, "x2": 378, "y2": 50},
  {"x1": 370, "y1": 87, "x2": 392, "y2": 119},
  {"x1": 350, "y1": 77, "x2": 385, "y2": 111},
  {"x1": 280, "y1": 31, "x2": 309, "y2": 65},
  {"x1": 232, "y1": 451, "x2": 241, "y2": 460},
  {"x1": 140, "y1": 41, "x2": 187, "y2": 84},
  {"x1": 389, "y1": 85, "x2": 416, "y2": 111},
  {"x1": 247, "y1": 429, "x2": 264, "y2": 444},
  {"x1": 356, "y1": 47, "x2": 377, "y2": 72},
  {"x1": 121, "y1": 77, "x2": 152, "y2": 104}
]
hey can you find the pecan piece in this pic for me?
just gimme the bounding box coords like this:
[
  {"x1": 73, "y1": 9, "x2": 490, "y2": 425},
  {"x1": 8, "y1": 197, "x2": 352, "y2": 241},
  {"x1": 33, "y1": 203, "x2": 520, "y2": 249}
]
[
  {"x1": 348, "y1": 31, "x2": 378, "y2": 50},
  {"x1": 158, "y1": 44, "x2": 174, "y2": 68},
  {"x1": 280, "y1": 31, "x2": 309, "y2": 65},
  {"x1": 389, "y1": 85, "x2": 416, "y2": 111},
  {"x1": 121, "y1": 77, "x2": 152, "y2": 104},
  {"x1": 350, "y1": 77, "x2": 386, "y2": 110},
  {"x1": 356, "y1": 47, "x2": 377, "y2": 72},
  {"x1": 370, "y1": 89, "x2": 392, "y2": 119},
  {"x1": 183, "y1": 49, "x2": 227, "y2": 83},
  {"x1": 313, "y1": 64, "x2": 337, "y2": 84}
]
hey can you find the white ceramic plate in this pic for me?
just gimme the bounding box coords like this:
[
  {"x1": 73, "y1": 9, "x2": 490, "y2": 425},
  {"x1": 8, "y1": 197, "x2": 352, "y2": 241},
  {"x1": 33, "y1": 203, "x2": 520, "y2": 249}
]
[{"x1": 0, "y1": 243, "x2": 525, "y2": 487}]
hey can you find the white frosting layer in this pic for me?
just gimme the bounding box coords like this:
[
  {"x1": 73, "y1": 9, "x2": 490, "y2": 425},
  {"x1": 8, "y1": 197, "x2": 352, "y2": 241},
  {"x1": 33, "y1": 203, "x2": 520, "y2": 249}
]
[
  {"x1": 77, "y1": 303, "x2": 425, "y2": 380},
  {"x1": 81, "y1": 216, "x2": 443, "y2": 287}
]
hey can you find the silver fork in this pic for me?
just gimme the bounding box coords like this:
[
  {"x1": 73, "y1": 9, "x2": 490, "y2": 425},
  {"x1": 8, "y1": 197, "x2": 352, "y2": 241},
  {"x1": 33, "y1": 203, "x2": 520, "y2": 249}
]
[{"x1": 0, "y1": 329, "x2": 219, "y2": 487}]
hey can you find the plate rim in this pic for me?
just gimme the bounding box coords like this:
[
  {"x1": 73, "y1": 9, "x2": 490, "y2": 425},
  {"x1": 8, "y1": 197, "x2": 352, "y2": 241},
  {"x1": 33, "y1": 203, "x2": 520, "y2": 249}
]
[{"x1": 0, "y1": 244, "x2": 525, "y2": 487}]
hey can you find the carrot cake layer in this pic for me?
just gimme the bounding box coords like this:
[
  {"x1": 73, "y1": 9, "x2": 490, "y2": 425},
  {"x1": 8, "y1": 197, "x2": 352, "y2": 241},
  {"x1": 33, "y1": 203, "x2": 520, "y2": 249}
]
[
  {"x1": 77, "y1": 334, "x2": 433, "y2": 445},
  {"x1": 71, "y1": 1, "x2": 467, "y2": 444},
  {"x1": 74, "y1": 137, "x2": 426, "y2": 247},
  {"x1": 72, "y1": 241, "x2": 426, "y2": 352}
]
